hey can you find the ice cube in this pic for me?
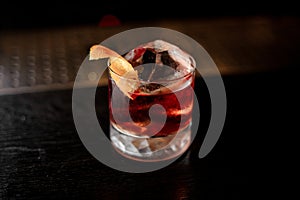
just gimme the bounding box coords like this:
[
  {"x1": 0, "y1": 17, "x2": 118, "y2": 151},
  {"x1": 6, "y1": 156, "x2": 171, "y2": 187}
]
[
  {"x1": 137, "y1": 83, "x2": 162, "y2": 93},
  {"x1": 148, "y1": 65, "x2": 177, "y2": 82},
  {"x1": 142, "y1": 49, "x2": 156, "y2": 64},
  {"x1": 144, "y1": 39, "x2": 179, "y2": 52},
  {"x1": 124, "y1": 40, "x2": 195, "y2": 82},
  {"x1": 160, "y1": 51, "x2": 178, "y2": 70}
]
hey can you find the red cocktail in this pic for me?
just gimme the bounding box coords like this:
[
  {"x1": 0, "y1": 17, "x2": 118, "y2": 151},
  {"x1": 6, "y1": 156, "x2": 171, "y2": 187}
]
[{"x1": 108, "y1": 40, "x2": 196, "y2": 161}]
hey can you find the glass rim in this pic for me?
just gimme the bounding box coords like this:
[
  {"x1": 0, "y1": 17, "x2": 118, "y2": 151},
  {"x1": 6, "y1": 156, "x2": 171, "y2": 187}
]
[{"x1": 108, "y1": 64, "x2": 196, "y2": 84}]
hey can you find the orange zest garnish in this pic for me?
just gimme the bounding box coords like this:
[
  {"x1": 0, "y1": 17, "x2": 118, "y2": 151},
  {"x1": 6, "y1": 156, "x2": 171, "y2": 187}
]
[{"x1": 89, "y1": 44, "x2": 139, "y2": 99}]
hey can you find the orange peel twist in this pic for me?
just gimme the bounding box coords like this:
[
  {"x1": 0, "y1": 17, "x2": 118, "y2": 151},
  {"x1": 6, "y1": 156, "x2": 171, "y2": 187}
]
[{"x1": 89, "y1": 44, "x2": 139, "y2": 99}]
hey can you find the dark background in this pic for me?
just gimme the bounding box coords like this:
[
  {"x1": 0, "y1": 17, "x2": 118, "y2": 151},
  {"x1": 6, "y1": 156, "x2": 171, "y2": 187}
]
[
  {"x1": 0, "y1": 0, "x2": 299, "y2": 29},
  {"x1": 0, "y1": 0, "x2": 299, "y2": 199}
]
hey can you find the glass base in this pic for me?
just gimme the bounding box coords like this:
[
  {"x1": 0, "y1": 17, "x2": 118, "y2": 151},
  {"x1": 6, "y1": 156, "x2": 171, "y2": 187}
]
[{"x1": 110, "y1": 123, "x2": 191, "y2": 162}]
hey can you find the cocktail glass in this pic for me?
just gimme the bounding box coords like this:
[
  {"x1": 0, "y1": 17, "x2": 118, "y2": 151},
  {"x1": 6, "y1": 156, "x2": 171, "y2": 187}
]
[{"x1": 108, "y1": 40, "x2": 196, "y2": 162}]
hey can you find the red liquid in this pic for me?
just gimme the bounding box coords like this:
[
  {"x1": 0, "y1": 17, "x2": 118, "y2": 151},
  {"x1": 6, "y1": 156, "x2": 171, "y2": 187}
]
[{"x1": 109, "y1": 73, "x2": 195, "y2": 138}]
